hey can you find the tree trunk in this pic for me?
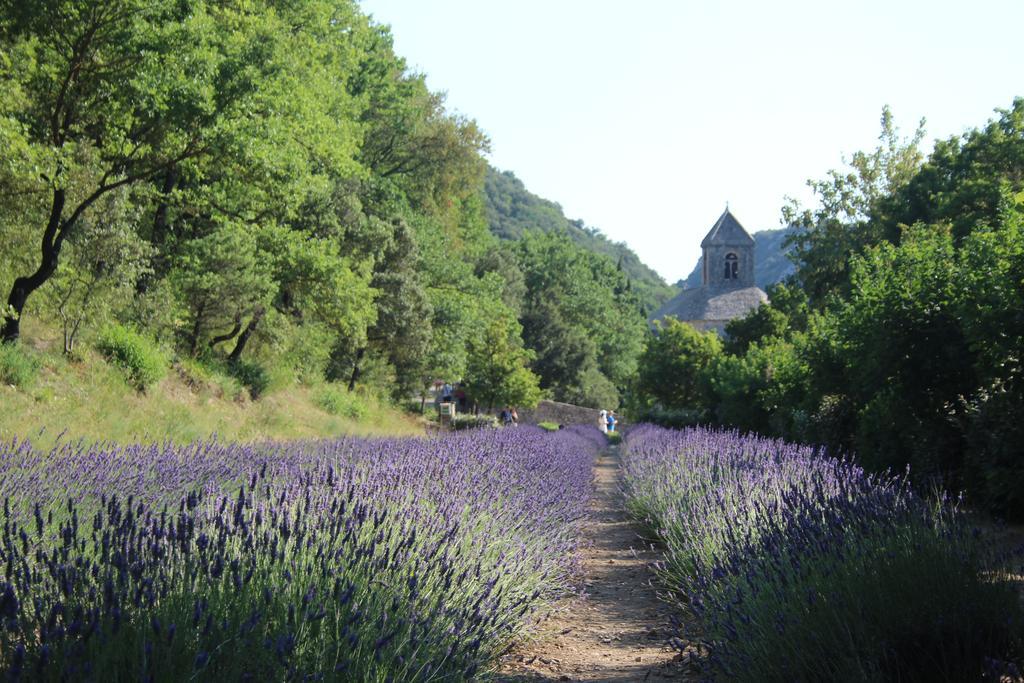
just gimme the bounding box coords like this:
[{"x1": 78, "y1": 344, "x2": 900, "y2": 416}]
[
  {"x1": 228, "y1": 307, "x2": 265, "y2": 364},
  {"x1": 188, "y1": 301, "x2": 205, "y2": 357},
  {"x1": 151, "y1": 169, "x2": 178, "y2": 247},
  {"x1": 139, "y1": 169, "x2": 179, "y2": 293},
  {"x1": 2, "y1": 191, "x2": 67, "y2": 344},
  {"x1": 208, "y1": 316, "x2": 242, "y2": 350},
  {"x1": 348, "y1": 347, "x2": 366, "y2": 392}
]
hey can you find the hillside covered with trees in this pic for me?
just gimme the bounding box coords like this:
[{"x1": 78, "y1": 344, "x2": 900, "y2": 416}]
[
  {"x1": 0, "y1": 0, "x2": 651, "y2": 422},
  {"x1": 632, "y1": 103, "x2": 1024, "y2": 520},
  {"x1": 483, "y1": 167, "x2": 676, "y2": 314}
]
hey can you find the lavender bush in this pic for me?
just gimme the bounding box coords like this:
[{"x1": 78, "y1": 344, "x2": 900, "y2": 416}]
[
  {"x1": 0, "y1": 425, "x2": 599, "y2": 681},
  {"x1": 622, "y1": 425, "x2": 1022, "y2": 682}
]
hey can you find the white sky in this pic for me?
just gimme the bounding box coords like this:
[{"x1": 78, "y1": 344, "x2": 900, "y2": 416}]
[{"x1": 359, "y1": 0, "x2": 1024, "y2": 283}]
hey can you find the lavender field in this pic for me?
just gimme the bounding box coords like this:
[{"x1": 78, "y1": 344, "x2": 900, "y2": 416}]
[
  {"x1": 0, "y1": 426, "x2": 601, "y2": 681},
  {"x1": 621, "y1": 425, "x2": 1023, "y2": 681}
]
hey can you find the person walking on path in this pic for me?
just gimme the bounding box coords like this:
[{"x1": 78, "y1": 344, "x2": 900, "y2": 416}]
[
  {"x1": 598, "y1": 409, "x2": 608, "y2": 434},
  {"x1": 606, "y1": 410, "x2": 617, "y2": 433}
]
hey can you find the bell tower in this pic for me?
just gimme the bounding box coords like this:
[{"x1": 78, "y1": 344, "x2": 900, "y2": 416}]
[{"x1": 700, "y1": 208, "x2": 755, "y2": 289}]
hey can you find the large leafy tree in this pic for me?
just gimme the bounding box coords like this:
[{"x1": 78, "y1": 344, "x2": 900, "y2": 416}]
[
  {"x1": 0, "y1": 0, "x2": 225, "y2": 342},
  {"x1": 880, "y1": 98, "x2": 1024, "y2": 242},
  {"x1": 783, "y1": 107, "x2": 926, "y2": 304},
  {"x1": 634, "y1": 317, "x2": 721, "y2": 413},
  {"x1": 515, "y1": 231, "x2": 646, "y2": 406},
  {"x1": 464, "y1": 314, "x2": 541, "y2": 412}
]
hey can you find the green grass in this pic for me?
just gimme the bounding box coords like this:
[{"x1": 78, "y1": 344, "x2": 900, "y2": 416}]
[
  {"x1": 0, "y1": 341, "x2": 40, "y2": 388},
  {"x1": 314, "y1": 384, "x2": 369, "y2": 419},
  {"x1": 537, "y1": 421, "x2": 560, "y2": 432},
  {"x1": 0, "y1": 320, "x2": 424, "y2": 445}
]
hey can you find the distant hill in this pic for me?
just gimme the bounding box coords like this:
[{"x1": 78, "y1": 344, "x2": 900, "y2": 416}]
[
  {"x1": 677, "y1": 226, "x2": 797, "y2": 291},
  {"x1": 482, "y1": 167, "x2": 676, "y2": 313}
]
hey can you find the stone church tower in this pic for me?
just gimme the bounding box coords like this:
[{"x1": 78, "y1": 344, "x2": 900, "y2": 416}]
[
  {"x1": 651, "y1": 208, "x2": 767, "y2": 334},
  {"x1": 700, "y1": 208, "x2": 755, "y2": 289}
]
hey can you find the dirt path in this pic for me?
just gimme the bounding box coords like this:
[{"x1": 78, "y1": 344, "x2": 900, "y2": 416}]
[{"x1": 494, "y1": 446, "x2": 698, "y2": 682}]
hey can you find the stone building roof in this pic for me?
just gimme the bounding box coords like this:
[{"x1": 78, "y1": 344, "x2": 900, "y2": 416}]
[
  {"x1": 700, "y1": 208, "x2": 755, "y2": 248},
  {"x1": 653, "y1": 285, "x2": 768, "y2": 325}
]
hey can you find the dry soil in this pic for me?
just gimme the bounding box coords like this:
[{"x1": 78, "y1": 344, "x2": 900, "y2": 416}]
[{"x1": 493, "y1": 446, "x2": 702, "y2": 682}]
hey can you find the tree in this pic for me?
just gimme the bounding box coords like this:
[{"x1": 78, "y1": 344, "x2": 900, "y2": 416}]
[
  {"x1": 514, "y1": 231, "x2": 646, "y2": 405},
  {"x1": 709, "y1": 337, "x2": 809, "y2": 437},
  {"x1": 827, "y1": 224, "x2": 974, "y2": 478},
  {"x1": 169, "y1": 226, "x2": 275, "y2": 357},
  {"x1": 634, "y1": 317, "x2": 721, "y2": 413},
  {"x1": 45, "y1": 191, "x2": 152, "y2": 354},
  {"x1": 330, "y1": 220, "x2": 432, "y2": 397},
  {"x1": 881, "y1": 98, "x2": 1024, "y2": 242},
  {"x1": 955, "y1": 198, "x2": 1024, "y2": 517},
  {"x1": 464, "y1": 315, "x2": 541, "y2": 412},
  {"x1": 783, "y1": 106, "x2": 926, "y2": 304},
  {"x1": 723, "y1": 282, "x2": 809, "y2": 355},
  {"x1": 0, "y1": 0, "x2": 223, "y2": 342}
]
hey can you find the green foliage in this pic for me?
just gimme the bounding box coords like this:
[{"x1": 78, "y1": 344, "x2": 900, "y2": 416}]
[
  {"x1": 677, "y1": 102, "x2": 1024, "y2": 520},
  {"x1": 784, "y1": 106, "x2": 926, "y2": 304},
  {"x1": 227, "y1": 360, "x2": 272, "y2": 400},
  {"x1": 95, "y1": 324, "x2": 168, "y2": 391},
  {"x1": 45, "y1": 191, "x2": 153, "y2": 354},
  {"x1": 722, "y1": 300, "x2": 789, "y2": 356},
  {"x1": 170, "y1": 225, "x2": 276, "y2": 356},
  {"x1": 537, "y1": 421, "x2": 559, "y2": 432},
  {"x1": 709, "y1": 337, "x2": 809, "y2": 437},
  {"x1": 882, "y1": 98, "x2": 1024, "y2": 242},
  {"x1": 630, "y1": 406, "x2": 704, "y2": 429},
  {"x1": 0, "y1": 342, "x2": 40, "y2": 388},
  {"x1": 0, "y1": 0, "x2": 673, "y2": 432},
  {"x1": 633, "y1": 317, "x2": 721, "y2": 415},
  {"x1": 315, "y1": 384, "x2": 368, "y2": 419},
  {"x1": 515, "y1": 231, "x2": 647, "y2": 407},
  {"x1": 464, "y1": 315, "x2": 542, "y2": 411},
  {"x1": 483, "y1": 167, "x2": 675, "y2": 313}
]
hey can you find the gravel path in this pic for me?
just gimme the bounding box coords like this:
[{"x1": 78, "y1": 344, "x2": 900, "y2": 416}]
[{"x1": 494, "y1": 446, "x2": 700, "y2": 682}]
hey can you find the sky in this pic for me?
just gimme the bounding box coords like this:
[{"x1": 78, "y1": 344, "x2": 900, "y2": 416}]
[{"x1": 358, "y1": 0, "x2": 1024, "y2": 283}]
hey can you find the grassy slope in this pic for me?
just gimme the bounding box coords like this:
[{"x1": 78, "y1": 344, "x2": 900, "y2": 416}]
[{"x1": 1, "y1": 321, "x2": 423, "y2": 446}]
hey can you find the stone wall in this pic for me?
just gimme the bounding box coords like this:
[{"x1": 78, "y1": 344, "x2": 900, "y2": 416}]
[{"x1": 515, "y1": 400, "x2": 603, "y2": 427}]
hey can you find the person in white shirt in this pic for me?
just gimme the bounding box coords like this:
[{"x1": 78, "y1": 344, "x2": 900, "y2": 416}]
[{"x1": 598, "y1": 409, "x2": 608, "y2": 434}]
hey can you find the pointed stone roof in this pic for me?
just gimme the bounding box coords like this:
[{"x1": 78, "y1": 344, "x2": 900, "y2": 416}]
[{"x1": 700, "y1": 208, "x2": 755, "y2": 248}]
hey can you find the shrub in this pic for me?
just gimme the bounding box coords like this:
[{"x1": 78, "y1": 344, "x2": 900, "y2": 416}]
[
  {"x1": 451, "y1": 414, "x2": 499, "y2": 431},
  {"x1": 0, "y1": 343, "x2": 40, "y2": 388},
  {"x1": 622, "y1": 425, "x2": 1022, "y2": 682},
  {"x1": 314, "y1": 385, "x2": 367, "y2": 419},
  {"x1": 537, "y1": 421, "x2": 560, "y2": 432},
  {"x1": 176, "y1": 359, "x2": 245, "y2": 401},
  {"x1": 228, "y1": 359, "x2": 271, "y2": 399},
  {"x1": 0, "y1": 428, "x2": 598, "y2": 680},
  {"x1": 631, "y1": 405, "x2": 703, "y2": 429},
  {"x1": 95, "y1": 324, "x2": 167, "y2": 391}
]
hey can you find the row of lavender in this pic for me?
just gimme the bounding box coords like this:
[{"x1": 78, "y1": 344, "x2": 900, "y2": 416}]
[
  {"x1": 0, "y1": 426, "x2": 601, "y2": 681},
  {"x1": 621, "y1": 425, "x2": 1022, "y2": 681}
]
